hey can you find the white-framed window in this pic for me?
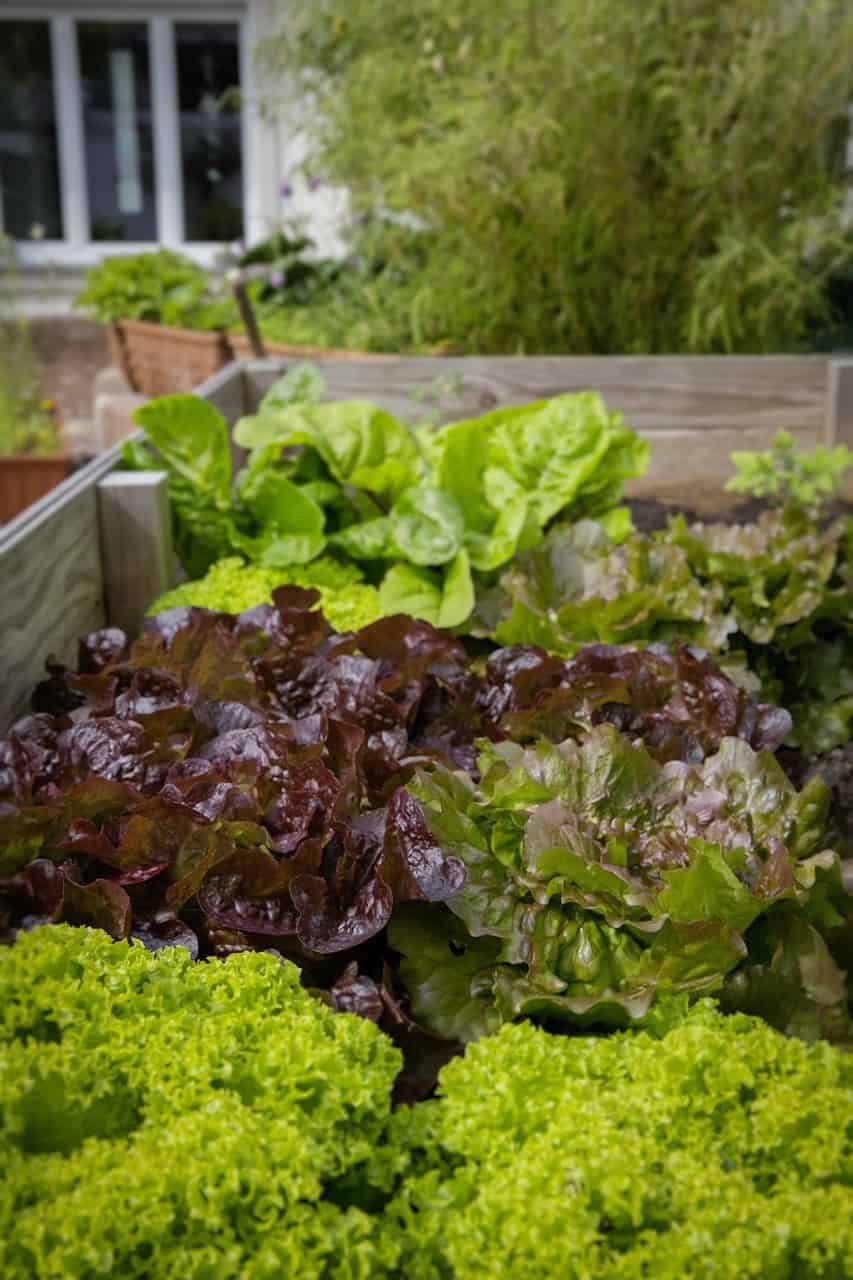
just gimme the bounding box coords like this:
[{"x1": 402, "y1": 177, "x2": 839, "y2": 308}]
[{"x1": 0, "y1": 2, "x2": 280, "y2": 265}]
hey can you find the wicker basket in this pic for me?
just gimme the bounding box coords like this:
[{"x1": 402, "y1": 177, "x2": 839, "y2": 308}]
[
  {"x1": 110, "y1": 320, "x2": 232, "y2": 395},
  {"x1": 228, "y1": 334, "x2": 390, "y2": 362},
  {"x1": 0, "y1": 455, "x2": 73, "y2": 523}
]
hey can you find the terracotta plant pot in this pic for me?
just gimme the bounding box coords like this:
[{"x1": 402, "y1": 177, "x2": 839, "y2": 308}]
[
  {"x1": 0, "y1": 454, "x2": 73, "y2": 523},
  {"x1": 228, "y1": 334, "x2": 391, "y2": 362},
  {"x1": 111, "y1": 320, "x2": 232, "y2": 395}
]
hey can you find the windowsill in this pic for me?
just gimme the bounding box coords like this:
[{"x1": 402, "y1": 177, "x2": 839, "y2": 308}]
[{"x1": 12, "y1": 240, "x2": 237, "y2": 268}]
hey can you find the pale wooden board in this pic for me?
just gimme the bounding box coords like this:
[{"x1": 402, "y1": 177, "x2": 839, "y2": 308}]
[
  {"x1": 97, "y1": 472, "x2": 175, "y2": 637},
  {"x1": 0, "y1": 482, "x2": 105, "y2": 728},
  {"x1": 244, "y1": 355, "x2": 829, "y2": 434}
]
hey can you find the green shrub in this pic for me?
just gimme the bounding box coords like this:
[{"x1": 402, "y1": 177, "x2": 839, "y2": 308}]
[
  {"x1": 0, "y1": 926, "x2": 402, "y2": 1280},
  {"x1": 74, "y1": 249, "x2": 237, "y2": 330},
  {"x1": 0, "y1": 241, "x2": 63, "y2": 456},
  {"x1": 262, "y1": 0, "x2": 853, "y2": 354}
]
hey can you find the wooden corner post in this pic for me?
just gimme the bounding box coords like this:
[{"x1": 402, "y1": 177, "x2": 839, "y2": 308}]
[
  {"x1": 826, "y1": 358, "x2": 853, "y2": 447},
  {"x1": 96, "y1": 471, "x2": 175, "y2": 637}
]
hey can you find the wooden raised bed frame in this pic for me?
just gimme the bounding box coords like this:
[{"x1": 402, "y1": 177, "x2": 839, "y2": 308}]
[{"x1": 2, "y1": 353, "x2": 853, "y2": 730}]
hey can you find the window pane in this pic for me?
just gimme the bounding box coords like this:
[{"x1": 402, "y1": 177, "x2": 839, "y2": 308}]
[
  {"x1": 176, "y1": 23, "x2": 243, "y2": 242},
  {"x1": 0, "y1": 21, "x2": 62, "y2": 239},
  {"x1": 78, "y1": 22, "x2": 156, "y2": 241}
]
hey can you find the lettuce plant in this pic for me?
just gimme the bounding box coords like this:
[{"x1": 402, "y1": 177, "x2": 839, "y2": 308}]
[
  {"x1": 3, "y1": 930, "x2": 849, "y2": 1279},
  {"x1": 0, "y1": 588, "x2": 803, "y2": 1059},
  {"x1": 391, "y1": 1005, "x2": 853, "y2": 1279},
  {"x1": 393, "y1": 726, "x2": 849, "y2": 1041},
  {"x1": 494, "y1": 505, "x2": 853, "y2": 754},
  {"x1": 128, "y1": 382, "x2": 647, "y2": 623},
  {"x1": 0, "y1": 925, "x2": 402, "y2": 1280},
  {"x1": 147, "y1": 555, "x2": 382, "y2": 634},
  {"x1": 726, "y1": 429, "x2": 853, "y2": 509}
]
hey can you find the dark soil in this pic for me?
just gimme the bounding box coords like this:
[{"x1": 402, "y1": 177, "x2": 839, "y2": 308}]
[{"x1": 627, "y1": 496, "x2": 853, "y2": 533}]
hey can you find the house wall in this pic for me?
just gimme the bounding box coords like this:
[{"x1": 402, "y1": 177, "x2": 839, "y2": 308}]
[{"x1": 0, "y1": 0, "x2": 348, "y2": 269}]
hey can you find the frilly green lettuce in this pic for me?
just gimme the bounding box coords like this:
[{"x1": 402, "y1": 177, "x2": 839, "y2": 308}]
[
  {"x1": 390, "y1": 1006, "x2": 853, "y2": 1279},
  {"x1": 0, "y1": 925, "x2": 402, "y2": 1280}
]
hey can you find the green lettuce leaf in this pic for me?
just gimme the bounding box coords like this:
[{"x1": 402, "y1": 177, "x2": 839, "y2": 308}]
[
  {"x1": 388, "y1": 904, "x2": 502, "y2": 1043},
  {"x1": 389, "y1": 486, "x2": 466, "y2": 567},
  {"x1": 234, "y1": 401, "x2": 421, "y2": 503},
  {"x1": 379, "y1": 549, "x2": 474, "y2": 628},
  {"x1": 405, "y1": 725, "x2": 849, "y2": 1039},
  {"x1": 133, "y1": 394, "x2": 232, "y2": 501},
  {"x1": 235, "y1": 468, "x2": 326, "y2": 566}
]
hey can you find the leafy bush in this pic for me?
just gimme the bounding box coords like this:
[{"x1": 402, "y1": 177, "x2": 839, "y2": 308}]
[
  {"x1": 262, "y1": 0, "x2": 853, "y2": 354},
  {"x1": 74, "y1": 249, "x2": 237, "y2": 330},
  {"x1": 392, "y1": 1006, "x2": 853, "y2": 1279},
  {"x1": 0, "y1": 925, "x2": 401, "y2": 1280}
]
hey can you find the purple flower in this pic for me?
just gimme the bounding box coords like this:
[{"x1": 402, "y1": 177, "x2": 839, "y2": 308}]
[
  {"x1": 307, "y1": 175, "x2": 324, "y2": 192},
  {"x1": 279, "y1": 181, "x2": 293, "y2": 199},
  {"x1": 269, "y1": 269, "x2": 285, "y2": 288}
]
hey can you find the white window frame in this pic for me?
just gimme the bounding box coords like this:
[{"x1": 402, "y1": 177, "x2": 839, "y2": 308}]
[{"x1": 1, "y1": 2, "x2": 273, "y2": 266}]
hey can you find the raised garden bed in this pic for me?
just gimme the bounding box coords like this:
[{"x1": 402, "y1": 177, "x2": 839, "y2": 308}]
[
  {"x1": 3, "y1": 353, "x2": 853, "y2": 729},
  {"x1": 1, "y1": 354, "x2": 852, "y2": 1278}
]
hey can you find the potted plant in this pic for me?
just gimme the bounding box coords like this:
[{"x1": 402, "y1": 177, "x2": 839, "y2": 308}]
[
  {"x1": 0, "y1": 313, "x2": 70, "y2": 523},
  {"x1": 74, "y1": 249, "x2": 237, "y2": 395}
]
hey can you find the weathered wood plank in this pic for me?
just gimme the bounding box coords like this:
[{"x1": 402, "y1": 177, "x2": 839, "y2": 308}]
[
  {"x1": 0, "y1": 483, "x2": 105, "y2": 728},
  {"x1": 244, "y1": 355, "x2": 828, "y2": 434},
  {"x1": 97, "y1": 472, "x2": 175, "y2": 636},
  {"x1": 827, "y1": 358, "x2": 853, "y2": 447}
]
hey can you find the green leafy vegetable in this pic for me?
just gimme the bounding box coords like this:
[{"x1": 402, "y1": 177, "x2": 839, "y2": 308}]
[
  {"x1": 74, "y1": 249, "x2": 236, "y2": 329},
  {"x1": 0, "y1": 925, "x2": 402, "y2": 1280},
  {"x1": 727, "y1": 429, "x2": 853, "y2": 508},
  {"x1": 146, "y1": 556, "x2": 382, "y2": 633},
  {"x1": 391, "y1": 1006, "x2": 853, "y2": 1279},
  {"x1": 237, "y1": 469, "x2": 326, "y2": 566},
  {"x1": 134, "y1": 384, "x2": 648, "y2": 623},
  {"x1": 400, "y1": 726, "x2": 849, "y2": 1039},
  {"x1": 379, "y1": 549, "x2": 474, "y2": 629},
  {"x1": 234, "y1": 400, "x2": 421, "y2": 504},
  {"x1": 433, "y1": 394, "x2": 648, "y2": 572},
  {"x1": 258, "y1": 361, "x2": 326, "y2": 413}
]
